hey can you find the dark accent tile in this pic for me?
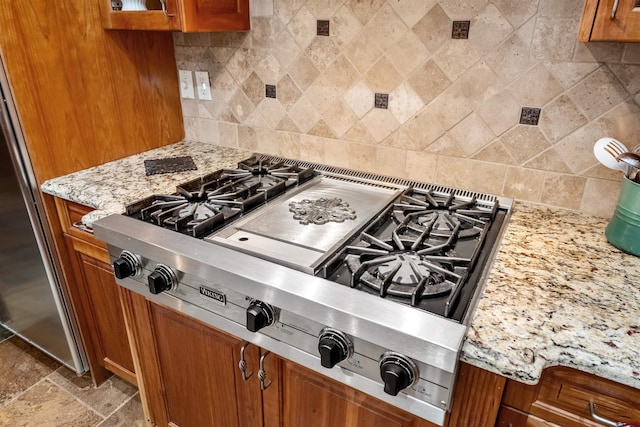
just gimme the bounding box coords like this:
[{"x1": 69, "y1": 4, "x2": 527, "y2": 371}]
[
  {"x1": 111, "y1": 0, "x2": 122, "y2": 10},
  {"x1": 317, "y1": 20, "x2": 330, "y2": 37},
  {"x1": 452, "y1": 21, "x2": 470, "y2": 39},
  {"x1": 374, "y1": 93, "x2": 389, "y2": 109},
  {"x1": 519, "y1": 107, "x2": 541, "y2": 125},
  {"x1": 265, "y1": 84, "x2": 276, "y2": 99}
]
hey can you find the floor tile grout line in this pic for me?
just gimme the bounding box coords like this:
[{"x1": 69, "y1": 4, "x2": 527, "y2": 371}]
[
  {"x1": 95, "y1": 391, "x2": 141, "y2": 427},
  {"x1": 0, "y1": 375, "x2": 51, "y2": 410},
  {"x1": 41, "y1": 376, "x2": 108, "y2": 423}
]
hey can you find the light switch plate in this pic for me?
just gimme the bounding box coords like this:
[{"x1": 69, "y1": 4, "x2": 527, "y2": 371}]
[
  {"x1": 179, "y1": 70, "x2": 195, "y2": 99},
  {"x1": 195, "y1": 71, "x2": 212, "y2": 101}
]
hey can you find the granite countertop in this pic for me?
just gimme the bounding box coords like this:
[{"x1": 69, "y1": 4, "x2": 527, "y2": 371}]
[{"x1": 42, "y1": 141, "x2": 640, "y2": 389}]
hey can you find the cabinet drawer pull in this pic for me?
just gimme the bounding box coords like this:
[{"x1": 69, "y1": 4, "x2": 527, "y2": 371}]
[
  {"x1": 258, "y1": 351, "x2": 272, "y2": 391},
  {"x1": 588, "y1": 401, "x2": 622, "y2": 426},
  {"x1": 72, "y1": 221, "x2": 94, "y2": 234},
  {"x1": 611, "y1": 0, "x2": 620, "y2": 19},
  {"x1": 159, "y1": 0, "x2": 175, "y2": 17},
  {"x1": 238, "y1": 342, "x2": 253, "y2": 381}
]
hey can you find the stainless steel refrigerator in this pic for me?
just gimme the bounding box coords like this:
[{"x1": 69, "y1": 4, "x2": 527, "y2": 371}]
[{"x1": 0, "y1": 60, "x2": 87, "y2": 373}]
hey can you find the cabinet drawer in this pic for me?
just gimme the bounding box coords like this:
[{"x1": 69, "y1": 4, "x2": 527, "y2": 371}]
[
  {"x1": 531, "y1": 367, "x2": 640, "y2": 426},
  {"x1": 54, "y1": 198, "x2": 105, "y2": 246}
]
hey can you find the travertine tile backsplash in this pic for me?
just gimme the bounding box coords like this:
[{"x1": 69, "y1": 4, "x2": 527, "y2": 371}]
[{"x1": 174, "y1": 0, "x2": 640, "y2": 217}]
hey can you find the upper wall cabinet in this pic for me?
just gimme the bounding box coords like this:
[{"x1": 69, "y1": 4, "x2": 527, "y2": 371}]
[
  {"x1": 101, "y1": 0, "x2": 250, "y2": 32},
  {"x1": 579, "y1": 0, "x2": 640, "y2": 41}
]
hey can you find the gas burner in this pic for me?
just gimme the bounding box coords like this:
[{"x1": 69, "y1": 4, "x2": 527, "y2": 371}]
[
  {"x1": 125, "y1": 158, "x2": 316, "y2": 238},
  {"x1": 289, "y1": 197, "x2": 357, "y2": 225}
]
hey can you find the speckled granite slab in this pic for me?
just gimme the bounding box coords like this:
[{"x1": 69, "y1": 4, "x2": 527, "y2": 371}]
[
  {"x1": 41, "y1": 141, "x2": 253, "y2": 226},
  {"x1": 462, "y1": 202, "x2": 640, "y2": 388}
]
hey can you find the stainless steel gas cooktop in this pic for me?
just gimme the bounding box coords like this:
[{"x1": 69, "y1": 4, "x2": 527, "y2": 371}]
[{"x1": 93, "y1": 154, "x2": 512, "y2": 425}]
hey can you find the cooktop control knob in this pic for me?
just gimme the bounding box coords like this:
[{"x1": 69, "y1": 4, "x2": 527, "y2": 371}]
[
  {"x1": 112, "y1": 250, "x2": 142, "y2": 279},
  {"x1": 147, "y1": 264, "x2": 178, "y2": 295},
  {"x1": 318, "y1": 327, "x2": 353, "y2": 369},
  {"x1": 379, "y1": 352, "x2": 419, "y2": 396},
  {"x1": 246, "y1": 300, "x2": 277, "y2": 332}
]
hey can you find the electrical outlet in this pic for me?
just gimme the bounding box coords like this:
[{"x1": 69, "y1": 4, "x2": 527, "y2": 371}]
[
  {"x1": 179, "y1": 70, "x2": 195, "y2": 99},
  {"x1": 195, "y1": 71, "x2": 212, "y2": 101}
]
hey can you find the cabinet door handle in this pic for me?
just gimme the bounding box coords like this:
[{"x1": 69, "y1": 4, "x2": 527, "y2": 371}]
[
  {"x1": 238, "y1": 342, "x2": 253, "y2": 381},
  {"x1": 588, "y1": 402, "x2": 620, "y2": 426},
  {"x1": 611, "y1": 0, "x2": 620, "y2": 19},
  {"x1": 72, "y1": 221, "x2": 94, "y2": 234},
  {"x1": 258, "y1": 351, "x2": 272, "y2": 391},
  {"x1": 159, "y1": 0, "x2": 175, "y2": 17}
]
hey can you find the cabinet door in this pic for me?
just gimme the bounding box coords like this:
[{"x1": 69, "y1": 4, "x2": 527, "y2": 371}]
[
  {"x1": 272, "y1": 358, "x2": 437, "y2": 427},
  {"x1": 64, "y1": 235, "x2": 136, "y2": 385},
  {"x1": 580, "y1": 0, "x2": 640, "y2": 41}
]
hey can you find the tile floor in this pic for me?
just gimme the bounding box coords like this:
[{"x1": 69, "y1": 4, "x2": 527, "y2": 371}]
[{"x1": 0, "y1": 326, "x2": 145, "y2": 426}]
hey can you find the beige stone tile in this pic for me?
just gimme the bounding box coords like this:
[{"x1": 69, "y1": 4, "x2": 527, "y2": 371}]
[
  {"x1": 544, "y1": 61, "x2": 600, "y2": 89},
  {"x1": 251, "y1": 17, "x2": 274, "y2": 49},
  {"x1": 238, "y1": 125, "x2": 258, "y2": 150},
  {"x1": 448, "y1": 113, "x2": 495, "y2": 156},
  {"x1": 0, "y1": 337, "x2": 60, "y2": 405},
  {"x1": 524, "y1": 147, "x2": 572, "y2": 173},
  {"x1": 503, "y1": 167, "x2": 545, "y2": 202},
  {"x1": 332, "y1": 5, "x2": 362, "y2": 50},
  {"x1": 538, "y1": 0, "x2": 584, "y2": 18},
  {"x1": 323, "y1": 100, "x2": 357, "y2": 137},
  {"x1": 306, "y1": 0, "x2": 342, "y2": 19},
  {"x1": 250, "y1": 0, "x2": 273, "y2": 17},
  {"x1": 608, "y1": 64, "x2": 640, "y2": 96},
  {"x1": 622, "y1": 43, "x2": 640, "y2": 64},
  {"x1": 343, "y1": 32, "x2": 381, "y2": 75},
  {"x1": 567, "y1": 66, "x2": 627, "y2": 120},
  {"x1": 364, "y1": 56, "x2": 403, "y2": 93},
  {"x1": 579, "y1": 178, "x2": 620, "y2": 218},
  {"x1": 343, "y1": 80, "x2": 374, "y2": 119},
  {"x1": 390, "y1": 0, "x2": 436, "y2": 27},
  {"x1": 463, "y1": 160, "x2": 508, "y2": 195},
  {"x1": 308, "y1": 119, "x2": 337, "y2": 138},
  {"x1": 469, "y1": 4, "x2": 514, "y2": 56},
  {"x1": 580, "y1": 164, "x2": 624, "y2": 181},
  {"x1": 531, "y1": 18, "x2": 578, "y2": 61},
  {"x1": 375, "y1": 146, "x2": 407, "y2": 177},
  {"x1": 540, "y1": 173, "x2": 586, "y2": 210},
  {"x1": 424, "y1": 134, "x2": 465, "y2": 157},
  {"x1": 196, "y1": 118, "x2": 220, "y2": 144},
  {"x1": 225, "y1": 48, "x2": 255, "y2": 87},
  {"x1": 48, "y1": 368, "x2": 136, "y2": 418},
  {"x1": 323, "y1": 137, "x2": 350, "y2": 167},
  {"x1": 440, "y1": 0, "x2": 488, "y2": 20},
  {"x1": 288, "y1": 54, "x2": 320, "y2": 91},
  {"x1": 305, "y1": 75, "x2": 341, "y2": 114},
  {"x1": 516, "y1": 14, "x2": 536, "y2": 42},
  {"x1": 241, "y1": 71, "x2": 265, "y2": 107},
  {"x1": 253, "y1": 53, "x2": 285, "y2": 85},
  {"x1": 407, "y1": 60, "x2": 451, "y2": 105},
  {"x1": 98, "y1": 394, "x2": 145, "y2": 427},
  {"x1": 324, "y1": 55, "x2": 360, "y2": 92},
  {"x1": 0, "y1": 380, "x2": 102, "y2": 427},
  {"x1": 275, "y1": 131, "x2": 301, "y2": 159},
  {"x1": 288, "y1": 96, "x2": 322, "y2": 132},
  {"x1": 508, "y1": 63, "x2": 563, "y2": 107},
  {"x1": 256, "y1": 98, "x2": 288, "y2": 128},
  {"x1": 276, "y1": 74, "x2": 302, "y2": 110},
  {"x1": 180, "y1": 98, "x2": 199, "y2": 118},
  {"x1": 500, "y1": 125, "x2": 552, "y2": 164},
  {"x1": 473, "y1": 140, "x2": 517, "y2": 164},
  {"x1": 412, "y1": 4, "x2": 451, "y2": 54},
  {"x1": 228, "y1": 90, "x2": 255, "y2": 123},
  {"x1": 342, "y1": 121, "x2": 376, "y2": 144},
  {"x1": 475, "y1": 90, "x2": 521, "y2": 136},
  {"x1": 538, "y1": 95, "x2": 588, "y2": 143},
  {"x1": 183, "y1": 117, "x2": 198, "y2": 141},
  {"x1": 299, "y1": 134, "x2": 326, "y2": 163},
  {"x1": 348, "y1": 0, "x2": 385, "y2": 25},
  {"x1": 434, "y1": 155, "x2": 470, "y2": 189},
  {"x1": 213, "y1": 69, "x2": 240, "y2": 102},
  {"x1": 385, "y1": 31, "x2": 430, "y2": 78},
  {"x1": 424, "y1": 85, "x2": 473, "y2": 130},
  {"x1": 404, "y1": 151, "x2": 439, "y2": 183},
  {"x1": 288, "y1": 6, "x2": 316, "y2": 48},
  {"x1": 276, "y1": 115, "x2": 302, "y2": 133},
  {"x1": 492, "y1": 0, "x2": 539, "y2": 28},
  {"x1": 397, "y1": 108, "x2": 446, "y2": 150},
  {"x1": 254, "y1": 128, "x2": 280, "y2": 155},
  {"x1": 362, "y1": 4, "x2": 409, "y2": 51},
  {"x1": 347, "y1": 142, "x2": 378, "y2": 171},
  {"x1": 484, "y1": 33, "x2": 537, "y2": 84},
  {"x1": 594, "y1": 101, "x2": 640, "y2": 148},
  {"x1": 275, "y1": 0, "x2": 306, "y2": 25},
  {"x1": 573, "y1": 42, "x2": 624, "y2": 63},
  {"x1": 306, "y1": 37, "x2": 341, "y2": 71},
  {"x1": 455, "y1": 61, "x2": 501, "y2": 107},
  {"x1": 389, "y1": 82, "x2": 425, "y2": 124},
  {"x1": 218, "y1": 122, "x2": 239, "y2": 148},
  {"x1": 360, "y1": 108, "x2": 401, "y2": 142},
  {"x1": 432, "y1": 39, "x2": 481, "y2": 81},
  {"x1": 272, "y1": 24, "x2": 301, "y2": 70},
  {"x1": 182, "y1": 33, "x2": 212, "y2": 46}
]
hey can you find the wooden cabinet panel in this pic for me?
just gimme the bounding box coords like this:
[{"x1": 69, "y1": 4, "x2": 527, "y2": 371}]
[
  {"x1": 580, "y1": 0, "x2": 640, "y2": 41},
  {"x1": 101, "y1": 0, "x2": 250, "y2": 32}
]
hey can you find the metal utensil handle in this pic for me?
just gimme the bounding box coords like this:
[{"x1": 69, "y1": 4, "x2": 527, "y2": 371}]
[
  {"x1": 72, "y1": 221, "x2": 94, "y2": 234},
  {"x1": 159, "y1": 0, "x2": 175, "y2": 17},
  {"x1": 588, "y1": 402, "x2": 620, "y2": 426},
  {"x1": 238, "y1": 342, "x2": 253, "y2": 381},
  {"x1": 611, "y1": 0, "x2": 620, "y2": 19},
  {"x1": 258, "y1": 351, "x2": 272, "y2": 391}
]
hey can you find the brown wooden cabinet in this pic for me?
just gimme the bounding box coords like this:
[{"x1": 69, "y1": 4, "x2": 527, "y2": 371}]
[
  {"x1": 54, "y1": 199, "x2": 136, "y2": 386},
  {"x1": 101, "y1": 0, "x2": 250, "y2": 32},
  {"x1": 579, "y1": 0, "x2": 640, "y2": 41},
  {"x1": 119, "y1": 288, "x2": 505, "y2": 427},
  {"x1": 497, "y1": 366, "x2": 640, "y2": 427}
]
